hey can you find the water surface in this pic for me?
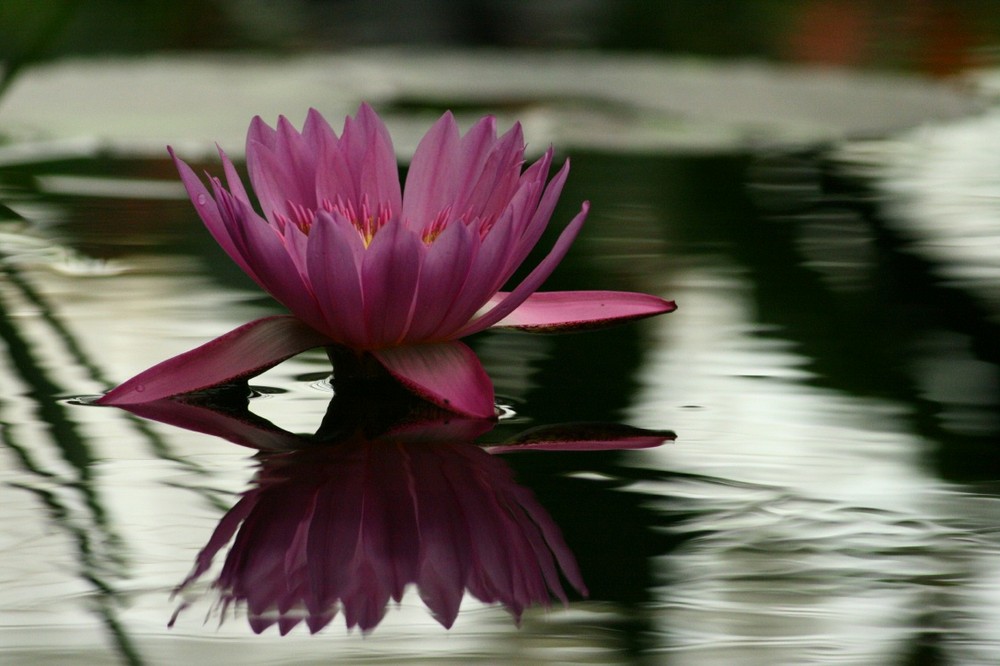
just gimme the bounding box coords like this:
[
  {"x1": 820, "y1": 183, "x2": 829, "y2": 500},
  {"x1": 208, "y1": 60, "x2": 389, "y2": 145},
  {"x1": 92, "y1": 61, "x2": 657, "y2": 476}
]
[{"x1": 2, "y1": 58, "x2": 999, "y2": 665}]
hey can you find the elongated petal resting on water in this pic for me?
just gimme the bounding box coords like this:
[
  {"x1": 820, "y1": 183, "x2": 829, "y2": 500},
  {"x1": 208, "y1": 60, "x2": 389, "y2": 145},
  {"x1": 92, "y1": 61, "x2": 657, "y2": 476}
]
[
  {"x1": 491, "y1": 291, "x2": 677, "y2": 332},
  {"x1": 96, "y1": 316, "x2": 331, "y2": 405},
  {"x1": 100, "y1": 105, "x2": 677, "y2": 414}
]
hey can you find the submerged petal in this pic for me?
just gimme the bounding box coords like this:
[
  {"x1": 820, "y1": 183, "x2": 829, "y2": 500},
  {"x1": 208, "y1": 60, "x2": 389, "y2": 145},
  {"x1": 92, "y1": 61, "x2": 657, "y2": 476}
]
[
  {"x1": 371, "y1": 341, "x2": 495, "y2": 418},
  {"x1": 96, "y1": 316, "x2": 331, "y2": 405},
  {"x1": 490, "y1": 291, "x2": 677, "y2": 332}
]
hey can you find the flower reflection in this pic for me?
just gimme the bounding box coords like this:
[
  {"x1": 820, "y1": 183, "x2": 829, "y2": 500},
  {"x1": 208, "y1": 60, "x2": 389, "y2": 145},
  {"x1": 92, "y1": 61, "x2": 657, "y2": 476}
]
[{"x1": 127, "y1": 391, "x2": 672, "y2": 634}]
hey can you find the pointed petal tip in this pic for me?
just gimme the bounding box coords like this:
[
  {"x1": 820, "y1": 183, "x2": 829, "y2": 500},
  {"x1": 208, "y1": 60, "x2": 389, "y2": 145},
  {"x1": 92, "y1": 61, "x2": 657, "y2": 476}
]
[{"x1": 305, "y1": 106, "x2": 329, "y2": 127}]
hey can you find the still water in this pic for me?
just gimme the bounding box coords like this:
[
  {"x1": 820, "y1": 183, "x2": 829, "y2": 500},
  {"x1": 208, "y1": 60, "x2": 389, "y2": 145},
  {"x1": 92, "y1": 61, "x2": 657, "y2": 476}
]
[{"x1": 2, "y1": 66, "x2": 1000, "y2": 665}]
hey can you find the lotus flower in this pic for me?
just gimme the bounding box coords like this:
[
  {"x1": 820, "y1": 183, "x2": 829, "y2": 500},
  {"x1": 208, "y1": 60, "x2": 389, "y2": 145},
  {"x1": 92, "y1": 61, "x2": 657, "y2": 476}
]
[
  {"x1": 154, "y1": 391, "x2": 672, "y2": 633},
  {"x1": 97, "y1": 105, "x2": 675, "y2": 417}
]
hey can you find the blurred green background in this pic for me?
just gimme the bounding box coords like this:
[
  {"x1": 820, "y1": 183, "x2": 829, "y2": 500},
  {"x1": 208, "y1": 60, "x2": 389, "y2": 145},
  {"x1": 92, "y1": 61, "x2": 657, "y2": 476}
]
[{"x1": 4, "y1": 0, "x2": 1000, "y2": 76}]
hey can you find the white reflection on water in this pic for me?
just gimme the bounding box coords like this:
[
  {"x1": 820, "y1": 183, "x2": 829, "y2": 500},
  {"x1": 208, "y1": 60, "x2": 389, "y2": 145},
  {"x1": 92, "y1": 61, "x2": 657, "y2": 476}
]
[
  {"x1": 838, "y1": 106, "x2": 1000, "y2": 324},
  {"x1": 627, "y1": 263, "x2": 1000, "y2": 664}
]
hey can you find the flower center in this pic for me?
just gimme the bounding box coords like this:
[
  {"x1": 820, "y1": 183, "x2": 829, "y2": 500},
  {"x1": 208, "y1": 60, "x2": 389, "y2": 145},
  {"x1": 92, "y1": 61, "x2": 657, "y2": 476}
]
[
  {"x1": 276, "y1": 195, "x2": 392, "y2": 248},
  {"x1": 421, "y1": 206, "x2": 452, "y2": 244},
  {"x1": 420, "y1": 207, "x2": 500, "y2": 245}
]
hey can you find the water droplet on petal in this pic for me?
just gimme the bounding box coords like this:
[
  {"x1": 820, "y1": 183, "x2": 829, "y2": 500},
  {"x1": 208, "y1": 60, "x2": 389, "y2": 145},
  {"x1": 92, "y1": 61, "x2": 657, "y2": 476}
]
[
  {"x1": 196, "y1": 194, "x2": 207, "y2": 205},
  {"x1": 135, "y1": 384, "x2": 145, "y2": 393}
]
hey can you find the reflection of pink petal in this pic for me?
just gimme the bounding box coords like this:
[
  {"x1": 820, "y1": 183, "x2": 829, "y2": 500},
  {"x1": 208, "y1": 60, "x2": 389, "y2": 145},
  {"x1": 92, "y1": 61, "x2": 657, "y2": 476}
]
[
  {"x1": 145, "y1": 393, "x2": 673, "y2": 634},
  {"x1": 96, "y1": 316, "x2": 330, "y2": 405},
  {"x1": 484, "y1": 422, "x2": 675, "y2": 454},
  {"x1": 116, "y1": 398, "x2": 304, "y2": 452},
  {"x1": 195, "y1": 440, "x2": 588, "y2": 633},
  {"x1": 372, "y1": 341, "x2": 495, "y2": 418},
  {"x1": 491, "y1": 290, "x2": 678, "y2": 332}
]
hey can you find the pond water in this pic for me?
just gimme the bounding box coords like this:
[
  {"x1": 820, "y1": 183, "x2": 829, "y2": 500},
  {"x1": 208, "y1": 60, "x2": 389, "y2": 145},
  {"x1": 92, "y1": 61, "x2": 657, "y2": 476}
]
[{"x1": 2, "y1": 56, "x2": 1000, "y2": 665}]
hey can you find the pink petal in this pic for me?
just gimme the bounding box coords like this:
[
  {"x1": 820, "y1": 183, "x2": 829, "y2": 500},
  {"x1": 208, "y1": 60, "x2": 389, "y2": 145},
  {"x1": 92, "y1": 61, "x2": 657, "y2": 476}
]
[
  {"x1": 227, "y1": 197, "x2": 324, "y2": 327},
  {"x1": 302, "y1": 107, "x2": 338, "y2": 150},
  {"x1": 509, "y1": 154, "x2": 566, "y2": 267},
  {"x1": 489, "y1": 290, "x2": 677, "y2": 332},
  {"x1": 432, "y1": 199, "x2": 519, "y2": 337},
  {"x1": 400, "y1": 110, "x2": 461, "y2": 225},
  {"x1": 405, "y1": 220, "x2": 476, "y2": 341},
  {"x1": 461, "y1": 122, "x2": 525, "y2": 222},
  {"x1": 452, "y1": 115, "x2": 502, "y2": 210},
  {"x1": 246, "y1": 113, "x2": 277, "y2": 150},
  {"x1": 246, "y1": 136, "x2": 300, "y2": 223},
  {"x1": 361, "y1": 223, "x2": 424, "y2": 346},
  {"x1": 169, "y1": 147, "x2": 258, "y2": 281},
  {"x1": 371, "y1": 341, "x2": 496, "y2": 418},
  {"x1": 274, "y1": 114, "x2": 320, "y2": 207},
  {"x1": 306, "y1": 210, "x2": 367, "y2": 345},
  {"x1": 339, "y1": 103, "x2": 402, "y2": 213},
  {"x1": 302, "y1": 108, "x2": 345, "y2": 205},
  {"x1": 456, "y1": 202, "x2": 590, "y2": 337},
  {"x1": 217, "y1": 145, "x2": 251, "y2": 204},
  {"x1": 96, "y1": 315, "x2": 331, "y2": 405}
]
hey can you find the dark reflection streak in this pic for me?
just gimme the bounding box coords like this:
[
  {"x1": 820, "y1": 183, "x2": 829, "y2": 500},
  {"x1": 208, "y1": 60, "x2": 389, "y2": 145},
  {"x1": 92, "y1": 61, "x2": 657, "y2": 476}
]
[
  {"x1": 2, "y1": 255, "x2": 224, "y2": 501},
  {"x1": 584, "y1": 150, "x2": 999, "y2": 483},
  {"x1": 0, "y1": 266, "x2": 144, "y2": 664},
  {"x1": 2, "y1": 253, "x2": 211, "y2": 478},
  {"x1": 8, "y1": 481, "x2": 145, "y2": 666},
  {"x1": 2, "y1": 258, "x2": 110, "y2": 386},
  {"x1": 0, "y1": 269, "x2": 95, "y2": 470},
  {"x1": 746, "y1": 153, "x2": 1000, "y2": 480},
  {"x1": 0, "y1": 1, "x2": 81, "y2": 102},
  {"x1": 0, "y1": 420, "x2": 58, "y2": 479},
  {"x1": 509, "y1": 452, "x2": 684, "y2": 660}
]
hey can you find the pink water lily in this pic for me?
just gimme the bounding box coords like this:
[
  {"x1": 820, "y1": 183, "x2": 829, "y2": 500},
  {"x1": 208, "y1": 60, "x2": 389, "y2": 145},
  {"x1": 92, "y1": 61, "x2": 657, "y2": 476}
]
[{"x1": 98, "y1": 104, "x2": 675, "y2": 417}]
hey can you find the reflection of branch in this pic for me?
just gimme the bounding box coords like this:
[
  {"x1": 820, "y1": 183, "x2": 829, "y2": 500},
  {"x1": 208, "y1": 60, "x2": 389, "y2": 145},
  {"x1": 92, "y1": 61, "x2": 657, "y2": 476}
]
[
  {"x1": 0, "y1": 250, "x2": 216, "y2": 476},
  {"x1": 0, "y1": 268, "x2": 147, "y2": 662}
]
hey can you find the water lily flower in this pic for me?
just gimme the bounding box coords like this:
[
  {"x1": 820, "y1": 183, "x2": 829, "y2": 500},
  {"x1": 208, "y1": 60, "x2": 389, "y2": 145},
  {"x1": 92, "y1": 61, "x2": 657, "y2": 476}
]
[{"x1": 98, "y1": 105, "x2": 675, "y2": 417}]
